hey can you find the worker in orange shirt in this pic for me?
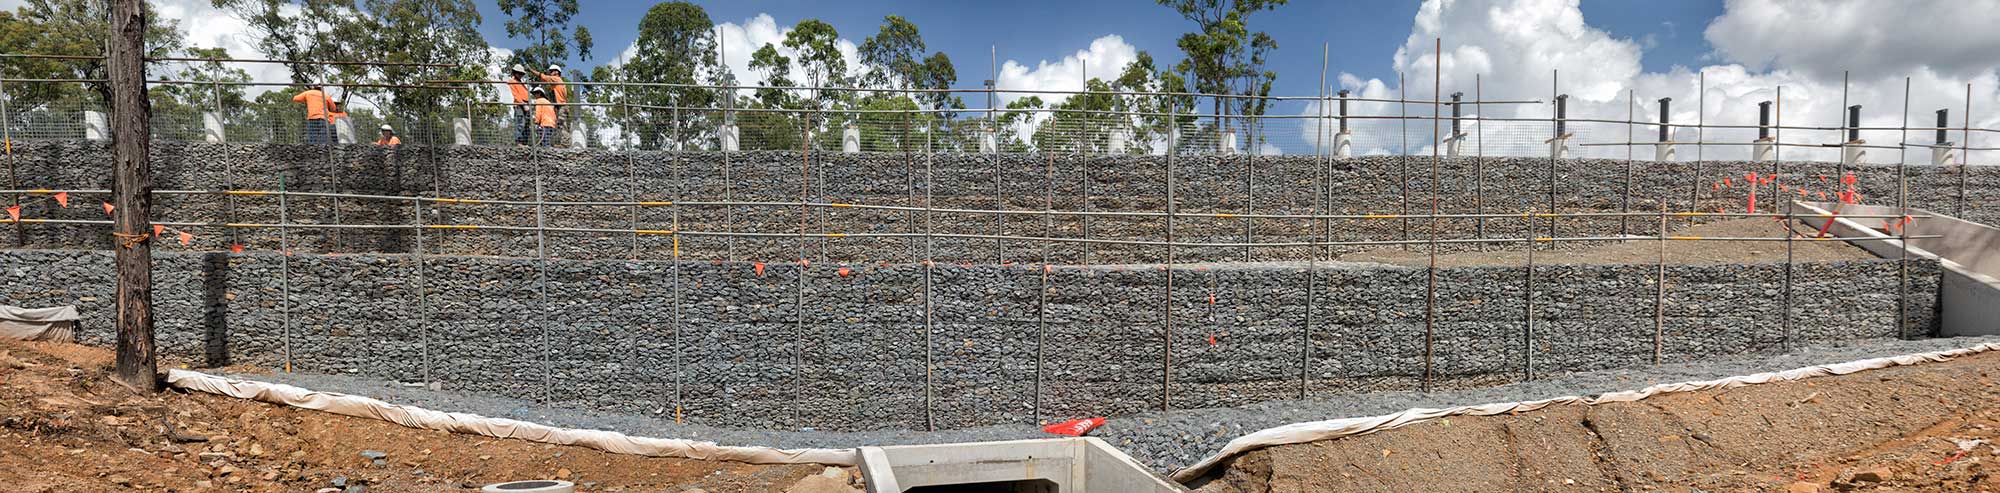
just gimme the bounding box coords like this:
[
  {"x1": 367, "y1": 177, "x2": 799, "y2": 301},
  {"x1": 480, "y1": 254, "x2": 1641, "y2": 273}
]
[
  {"x1": 531, "y1": 87, "x2": 558, "y2": 147},
  {"x1": 292, "y1": 84, "x2": 339, "y2": 144},
  {"x1": 373, "y1": 124, "x2": 401, "y2": 146},
  {"x1": 538, "y1": 65, "x2": 569, "y2": 146},
  {"x1": 506, "y1": 64, "x2": 533, "y2": 145}
]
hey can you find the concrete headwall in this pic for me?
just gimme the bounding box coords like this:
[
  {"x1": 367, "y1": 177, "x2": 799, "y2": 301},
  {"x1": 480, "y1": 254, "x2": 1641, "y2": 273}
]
[
  {"x1": 4, "y1": 141, "x2": 1995, "y2": 265},
  {"x1": 0, "y1": 249, "x2": 1941, "y2": 431}
]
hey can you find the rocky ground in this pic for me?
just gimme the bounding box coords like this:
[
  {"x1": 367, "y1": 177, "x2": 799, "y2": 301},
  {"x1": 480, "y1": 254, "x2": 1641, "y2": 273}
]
[
  {"x1": 1190, "y1": 346, "x2": 2000, "y2": 493},
  {"x1": 0, "y1": 340, "x2": 862, "y2": 493}
]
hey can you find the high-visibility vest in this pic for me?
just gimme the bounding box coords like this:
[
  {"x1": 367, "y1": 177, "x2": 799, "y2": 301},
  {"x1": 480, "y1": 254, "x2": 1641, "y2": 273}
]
[
  {"x1": 291, "y1": 89, "x2": 337, "y2": 120},
  {"x1": 533, "y1": 98, "x2": 557, "y2": 128},
  {"x1": 507, "y1": 77, "x2": 532, "y2": 103},
  {"x1": 538, "y1": 73, "x2": 569, "y2": 103},
  {"x1": 374, "y1": 135, "x2": 401, "y2": 146}
]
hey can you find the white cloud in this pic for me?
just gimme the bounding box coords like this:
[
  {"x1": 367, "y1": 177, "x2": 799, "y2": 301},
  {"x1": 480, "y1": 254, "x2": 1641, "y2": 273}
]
[
  {"x1": 713, "y1": 13, "x2": 866, "y2": 98},
  {"x1": 989, "y1": 35, "x2": 1140, "y2": 142},
  {"x1": 1301, "y1": 0, "x2": 2000, "y2": 165},
  {"x1": 147, "y1": 0, "x2": 294, "y2": 94},
  {"x1": 1705, "y1": 0, "x2": 2000, "y2": 80}
]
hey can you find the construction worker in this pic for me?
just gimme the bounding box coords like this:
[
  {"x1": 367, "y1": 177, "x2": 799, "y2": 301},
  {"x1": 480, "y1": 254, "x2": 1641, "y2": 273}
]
[
  {"x1": 539, "y1": 65, "x2": 569, "y2": 146},
  {"x1": 507, "y1": 64, "x2": 533, "y2": 145},
  {"x1": 292, "y1": 84, "x2": 339, "y2": 144},
  {"x1": 373, "y1": 124, "x2": 401, "y2": 146},
  {"x1": 531, "y1": 87, "x2": 558, "y2": 147}
]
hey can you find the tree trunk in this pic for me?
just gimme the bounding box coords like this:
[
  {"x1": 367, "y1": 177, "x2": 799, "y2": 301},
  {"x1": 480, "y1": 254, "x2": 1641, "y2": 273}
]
[{"x1": 109, "y1": 0, "x2": 159, "y2": 393}]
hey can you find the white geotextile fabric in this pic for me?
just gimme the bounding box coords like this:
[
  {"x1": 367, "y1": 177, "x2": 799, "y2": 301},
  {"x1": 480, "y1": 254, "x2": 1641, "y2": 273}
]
[
  {"x1": 164, "y1": 370, "x2": 858, "y2": 466},
  {"x1": 0, "y1": 305, "x2": 79, "y2": 342},
  {"x1": 1169, "y1": 342, "x2": 2000, "y2": 482}
]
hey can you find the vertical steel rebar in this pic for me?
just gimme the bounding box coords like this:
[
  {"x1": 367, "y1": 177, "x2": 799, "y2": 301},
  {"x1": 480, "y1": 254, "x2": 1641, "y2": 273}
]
[
  {"x1": 1302, "y1": 43, "x2": 1327, "y2": 399},
  {"x1": 1961, "y1": 84, "x2": 1972, "y2": 217},
  {"x1": 1243, "y1": 100, "x2": 1254, "y2": 262},
  {"x1": 1162, "y1": 97, "x2": 1177, "y2": 413},
  {"x1": 279, "y1": 172, "x2": 292, "y2": 372},
  {"x1": 671, "y1": 201, "x2": 684, "y2": 419},
  {"x1": 904, "y1": 113, "x2": 916, "y2": 262},
  {"x1": 1423, "y1": 38, "x2": 1440, "y2": 393},
  {"x1": 922, "y1": 121, "x2": 936, "y2": 431},
  {"x1": 1399, "y1": 72, "x2": 1410, "y2": 251},
  {"x1": 1523, "y1": 201, "x2": 1535, "y2": 381},
  {"x1": 0, "y1": 64, "x2": 19, "y2": 247},
  {"x1": 1654, "y1": 199, "x2": 1666, "y2": 364},
  {"x1": 413, "y1": 197, "x2": 428, "y2": 385},
  {"x1": 533, "y1": 144, "x2": 550, "y2": 404},
  {"x1": 1547, "y1": 71, "x2": 1558, "y2": 245},
  {"x1": 991, "y1": 45, "x2": 1003, "y2": 264},
  {"x1": 1779, "y1": 86, "x2": 1794, "y2": 351},
  {"x1": 1696, "y1": 72, "x2": 1706, "y2": 216},
  {"x1": 1035, "y1": 152, "x2": 1053, "y2": 424},
  {"x1": 793, "y1": 112, "x2": 810, "y2": 424},
  {"x1": 1898, "y1": 77, "x2": 1911, "y2": 340},
  {"x1": 1474, "y1": 74, "x2": 1486, "y2": 249},
  {"x1": 211, "y1": 64, "x2": 237, "y2": 246},
  {"x1": 624, "y1": 91, "x2": 640, "y2": 259},
  {"x1": 1621, "y1": 90, "x2": 1634, "y2": 236}
]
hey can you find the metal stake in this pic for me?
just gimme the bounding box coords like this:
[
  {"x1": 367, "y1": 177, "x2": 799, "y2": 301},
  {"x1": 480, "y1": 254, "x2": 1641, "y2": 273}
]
[
  {"x1": 1898, "y1": 77, "x2": 1911, "y2": 339},
  {"x1": 1162, "y1": 97, "x2": 1177, "y2": 413},
  {"x1": 1423, "y1": 38, "x2": 1440, "y2": 392},
  {"x1": 922, "y1": 121, "x2": 936, "y2": 431}
]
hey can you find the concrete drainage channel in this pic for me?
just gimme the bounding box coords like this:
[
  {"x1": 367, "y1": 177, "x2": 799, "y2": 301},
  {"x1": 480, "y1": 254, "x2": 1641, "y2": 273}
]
[
  {"x1": 1793, "y1": 200, "x2": 2000, "y2": 336},
  {"x1": 480, "y1": 480, "x2": 575, "y2": 492},
  {"x1": 858, "y1": 438, "x2": 1185, "y2": 492}
]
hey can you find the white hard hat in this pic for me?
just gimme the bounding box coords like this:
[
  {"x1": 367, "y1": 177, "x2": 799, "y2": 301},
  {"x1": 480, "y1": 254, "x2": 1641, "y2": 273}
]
[
  {"x1": 510, "y1": 63, "x2": 525, "y2": 73},
  {"x1": 547, "y1": 64, "x2": 562, "y2": 72},
  {"x1": 380, "y1": 124, "x2": 393, "y2": 131}
]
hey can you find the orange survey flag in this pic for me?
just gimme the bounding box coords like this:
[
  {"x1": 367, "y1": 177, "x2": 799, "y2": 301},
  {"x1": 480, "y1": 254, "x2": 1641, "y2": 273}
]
[{"x1": 53, "y1": 192, "x2": 69, "y2": 207}]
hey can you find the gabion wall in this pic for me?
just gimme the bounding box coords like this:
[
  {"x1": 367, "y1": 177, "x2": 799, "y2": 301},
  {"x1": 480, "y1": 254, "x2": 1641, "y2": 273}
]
[
  {"x1": 4, "y1": 141, "x2": 1995, "y2": 265},
  {"x1": 0, "y1": 249, "x2": 1941, "y2": 431}
]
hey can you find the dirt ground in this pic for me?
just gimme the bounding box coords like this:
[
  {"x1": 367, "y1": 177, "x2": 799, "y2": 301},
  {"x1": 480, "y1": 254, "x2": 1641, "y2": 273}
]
[
  {"x1": 0, "y1": 340, "x2": 862, "y2": 493},
  {"x1": 1192, "y1": 348, "x2": 2000, "y2": 493},
  {"x1": 1339, "y1": 217, "x2": 1876, "y2": 267}
]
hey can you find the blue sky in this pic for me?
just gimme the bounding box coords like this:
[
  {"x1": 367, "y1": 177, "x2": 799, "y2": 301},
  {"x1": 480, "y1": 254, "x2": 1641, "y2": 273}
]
[
  {"x1": 471, "y1": 0, "x2": 1724, "y2": 98},
  {"x1": 121, "y1": 0, "x2": 2000, "y2": 160}
]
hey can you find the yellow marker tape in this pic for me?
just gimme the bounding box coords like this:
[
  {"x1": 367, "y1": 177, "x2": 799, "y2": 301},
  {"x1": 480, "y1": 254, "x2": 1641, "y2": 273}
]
[
  {"x1": 223, "y1": 190, "x2": 270, "y2": 196},
  {"x1": 830, "y1": 203, "x2": 854, "y2": 208},
  {"x1": 1533, "y1": 237, "x2": 1554, "y2": 242},
  {"x1": 1668, "y1": 236, "x2": 1702, "y2": 241},
  {"x1": 1672, "y1": 212, "x2": 1706, "y2": 217},
  {"x1": 434, "y1": 198, "x2": 484, "y2": 204},
  {"x1": 27, "y1": 189, "x2": 52, "y2": 194},
  {"x1": 1363, "y1": 214, "x2": 1398, "y2": 219},
  {"x1": 672, "y1": 236, "x2": 680, "y2": 257},
  {"x1": 428, "y1": 224, "x2": 479, "y2": 230},
  {"x1": 638, "y1": 201, "x2": 673, "y2": 206},
  {"x1": 1213, "y1": 213, "x2": 1237, "y2": 218},
  {"x1": 1533, "y1": 213, "x2": 1558, "y2": 218},
  {"x1": 823, "y1": 233, "x2": 848, "y2": 238},
  {"x1": 634, "y1": 229, "x2": 674, "y2": 235}
]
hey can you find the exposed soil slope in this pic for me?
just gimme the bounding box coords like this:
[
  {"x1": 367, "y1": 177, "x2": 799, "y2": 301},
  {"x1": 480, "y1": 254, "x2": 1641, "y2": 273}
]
[
  {"x1": 1193, "y1": 348, "x2": 2000, "y2": 492},
  {"x1": 0, "y1": 340, "x2": 861, "y2": 492}
]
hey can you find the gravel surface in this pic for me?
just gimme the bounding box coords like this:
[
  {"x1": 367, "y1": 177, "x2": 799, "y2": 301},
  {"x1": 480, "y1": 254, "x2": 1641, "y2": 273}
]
[{"x1": 225, "y1": 334, "x2": 2000, "y2": 474}]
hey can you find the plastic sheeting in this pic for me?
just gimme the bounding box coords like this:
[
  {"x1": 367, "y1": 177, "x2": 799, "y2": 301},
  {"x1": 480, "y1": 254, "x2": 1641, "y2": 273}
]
[
  {"x1": 0, "y1": 305, "x2": 79, "y2": 342},
  {"x1": 1170, "y1": 342, "x2": 2000, "y2": 483},
  {"x1": 164, "y1": 370, "x2": 858, "y2": 466}
]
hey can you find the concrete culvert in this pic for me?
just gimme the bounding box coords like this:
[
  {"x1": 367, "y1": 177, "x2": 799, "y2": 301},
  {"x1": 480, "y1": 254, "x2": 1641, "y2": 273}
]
[{"x1": 480, "y1": 480, "x2": 574, "y2": 493}]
